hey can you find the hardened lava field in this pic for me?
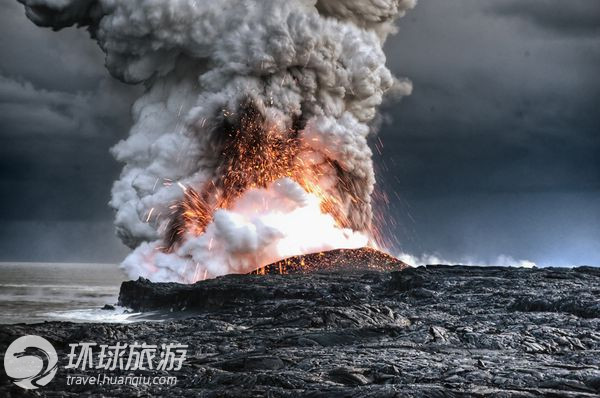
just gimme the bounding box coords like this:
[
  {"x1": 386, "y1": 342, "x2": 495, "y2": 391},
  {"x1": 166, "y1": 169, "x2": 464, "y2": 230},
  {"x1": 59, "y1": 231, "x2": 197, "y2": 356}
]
[{"x1": 3, "y1": 264, "x2": 599, "y2": 397}]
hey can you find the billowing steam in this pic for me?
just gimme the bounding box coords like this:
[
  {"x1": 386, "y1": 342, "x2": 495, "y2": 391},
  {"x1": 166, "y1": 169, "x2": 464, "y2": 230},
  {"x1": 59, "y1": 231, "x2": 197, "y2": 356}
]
[{"x1": 20, "y1": 0, "x2": 415, "y2": 281}]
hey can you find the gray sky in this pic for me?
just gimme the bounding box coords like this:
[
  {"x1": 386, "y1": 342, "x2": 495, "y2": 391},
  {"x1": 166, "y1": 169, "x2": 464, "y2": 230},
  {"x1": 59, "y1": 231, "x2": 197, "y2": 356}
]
[{"x1": 0, "y1": 0, "x2": 598, "y2": 265}]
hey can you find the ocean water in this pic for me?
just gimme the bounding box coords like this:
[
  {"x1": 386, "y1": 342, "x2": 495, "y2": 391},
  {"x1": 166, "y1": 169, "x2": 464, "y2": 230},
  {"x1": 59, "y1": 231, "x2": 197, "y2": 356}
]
[{"x1": 0, "y1": 262, "x2": 137, "y2": 324}]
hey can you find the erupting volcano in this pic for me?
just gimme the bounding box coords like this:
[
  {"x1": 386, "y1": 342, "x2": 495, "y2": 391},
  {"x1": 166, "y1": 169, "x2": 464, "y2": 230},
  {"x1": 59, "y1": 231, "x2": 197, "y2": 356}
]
[{"x1": 20, "y1": 0, "x2": 416, "y2": 281}]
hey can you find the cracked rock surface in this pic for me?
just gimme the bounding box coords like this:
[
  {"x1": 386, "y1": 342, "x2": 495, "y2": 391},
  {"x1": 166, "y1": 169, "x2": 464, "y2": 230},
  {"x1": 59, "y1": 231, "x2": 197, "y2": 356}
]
[{"x1": 1, "y1": 265, "x2": 599, "y2": 397}]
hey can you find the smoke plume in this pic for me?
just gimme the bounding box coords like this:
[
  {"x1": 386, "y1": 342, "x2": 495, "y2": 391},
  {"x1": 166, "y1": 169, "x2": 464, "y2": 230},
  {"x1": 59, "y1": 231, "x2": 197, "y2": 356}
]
[{"x1": 20, "y1": 0, "x2": 415, "y2": 281}]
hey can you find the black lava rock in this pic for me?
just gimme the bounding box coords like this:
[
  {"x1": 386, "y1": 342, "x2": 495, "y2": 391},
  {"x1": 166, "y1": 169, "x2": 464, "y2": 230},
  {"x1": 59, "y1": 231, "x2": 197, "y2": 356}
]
[{"x1": 1, "y1": 265, "x2": 599, "y2": 397}]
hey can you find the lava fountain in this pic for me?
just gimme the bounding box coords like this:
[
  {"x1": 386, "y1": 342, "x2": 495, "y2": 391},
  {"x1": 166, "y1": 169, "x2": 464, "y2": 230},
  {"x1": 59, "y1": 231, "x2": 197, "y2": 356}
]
[{"x1": 20, "y1": 0, "x2": 416, "y2": 282}]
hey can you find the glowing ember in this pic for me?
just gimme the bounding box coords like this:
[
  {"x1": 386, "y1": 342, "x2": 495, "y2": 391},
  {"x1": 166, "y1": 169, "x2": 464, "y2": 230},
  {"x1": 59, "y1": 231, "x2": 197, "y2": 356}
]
[
  {"x1": 164, "y1": 102, "x2": 373, "y2": 256},
  {"x1": 251, "y1": 247, "x2": 409, "y2": 275},
  {"x1": 120, "y1": 99, "x2": 401, "y2": 283}
]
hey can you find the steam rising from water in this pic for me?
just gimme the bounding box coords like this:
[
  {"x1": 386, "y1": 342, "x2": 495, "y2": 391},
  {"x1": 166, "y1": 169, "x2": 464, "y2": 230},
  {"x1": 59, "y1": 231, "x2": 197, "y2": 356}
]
[
  {"x1": 397, "y1": 252, "x2": 537, "y2": 268},
  {"x1": 20, "y1": 0, "x2": 415, "y2": 281}
]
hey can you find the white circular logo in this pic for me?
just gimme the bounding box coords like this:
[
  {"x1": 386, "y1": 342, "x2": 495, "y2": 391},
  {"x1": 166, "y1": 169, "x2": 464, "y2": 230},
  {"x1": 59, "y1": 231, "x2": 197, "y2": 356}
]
[{"x1": 4, "y1": 335, "x2": 58, "y2": 389}]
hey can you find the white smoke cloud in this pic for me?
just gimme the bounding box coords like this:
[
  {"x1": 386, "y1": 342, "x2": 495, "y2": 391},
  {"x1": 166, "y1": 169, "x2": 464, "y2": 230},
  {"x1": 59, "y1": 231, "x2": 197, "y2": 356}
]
[
  {"x1": 20, "y1": 0, "x2": 416, "y2": 281},
  {"x1": 397, "y1": 252, "x2": 537, "y2": 268}
]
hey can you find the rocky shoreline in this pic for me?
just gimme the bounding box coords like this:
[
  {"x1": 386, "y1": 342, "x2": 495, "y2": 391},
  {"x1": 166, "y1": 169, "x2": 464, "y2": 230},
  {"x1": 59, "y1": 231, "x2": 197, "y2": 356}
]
[{"x1": 1, "y1": 265, "x2": 599, "y2": 397}]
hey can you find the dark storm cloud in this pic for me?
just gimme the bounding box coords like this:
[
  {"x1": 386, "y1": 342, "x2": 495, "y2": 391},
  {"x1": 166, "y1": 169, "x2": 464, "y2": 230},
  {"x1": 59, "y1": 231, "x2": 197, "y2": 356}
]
[
  {"x1": 0, "y1": 0, "x2": 105, "y2": 92},
  {"x1": 489, "y1": 0, "x2": 600, "y2": 37},
  {"x1": 383, "y1": 0, "x2": 600, "y2": 194},
  {"x1": 0, "y1": 69, "x2": 138, "y2": 222},
  {"x1": 0, "y1": 0, "x2": 139, "y2": 141},
  {"x1": 0, "y1": 74, "x2": 136, "y2": 138},
  {"x1": 378, "y1": 0, "x2": 600, "y2": 264},
  {"x1": 0, "y1": 221, "x2": 129, "y2": 262},
  {"x1": 0, "y1": 0, "x2": 139, "y2": 261}
]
